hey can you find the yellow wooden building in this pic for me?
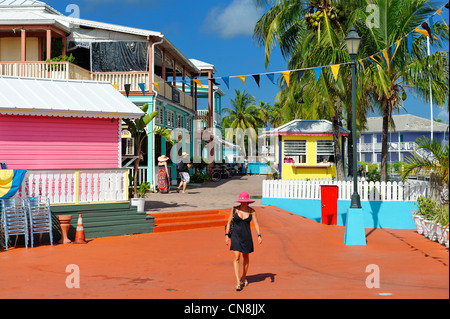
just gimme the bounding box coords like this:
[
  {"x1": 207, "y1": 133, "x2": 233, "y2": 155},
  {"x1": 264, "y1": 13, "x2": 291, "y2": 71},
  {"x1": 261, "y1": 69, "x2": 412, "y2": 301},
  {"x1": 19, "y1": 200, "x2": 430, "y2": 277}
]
[{"x1": 265, "y1": 120, "x2": 350, "y2": 180}]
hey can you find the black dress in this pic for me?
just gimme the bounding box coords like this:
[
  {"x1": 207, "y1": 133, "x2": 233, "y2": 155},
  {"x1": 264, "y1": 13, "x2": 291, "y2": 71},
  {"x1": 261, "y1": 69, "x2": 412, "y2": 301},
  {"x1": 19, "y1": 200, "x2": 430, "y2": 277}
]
[{"x1": 230, "y1": 210, "x2": 254, "y2": 254}]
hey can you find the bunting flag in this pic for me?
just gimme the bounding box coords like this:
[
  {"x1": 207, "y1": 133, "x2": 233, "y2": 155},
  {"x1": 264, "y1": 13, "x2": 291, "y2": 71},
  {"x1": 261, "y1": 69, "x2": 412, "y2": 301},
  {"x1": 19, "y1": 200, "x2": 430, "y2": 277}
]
[
  {"x1": 222, "y1": 76, "x2": 230, "y2": 89},
  {"x1": 382, "y1": 49, "x2": 390, "y2": 68},
  {"x1": 124, "y1": 84, "x2": 131, "y2": 97},
  {"x1": 314, "y1": 67, "x2": 322, "y2": 82},
  {"x1": 152, "y1": 82, "x2": 160, "y2": 92},
  {"x1": 330, "y1": 64, "x2": 340, "y2": 81},
  {"x1": 407, "y1": 33, "x2": 413, "y2": 56},
  {"x1": 415, "y1": 26, "x2": 438, "y2": 39},
  {"x1": 112, "y1": 84, "x2": 119, "y2": 90},
  {"x1": 266, "y1": 73, "x2": 275, "y2": 84},
  {"x1": 138, "y1": 83, "x2": 146, "y2": 96},
  {"x1": 297, "y1": 70, "x2": 305, "y2": 82},
  {"x1": 252, "y1": 74, "x2": 260, "y2": 87},
  {"x1": 392, "y1": 39, "x2": 401, "y2": 60},
  {"x1": 237, "y1": 75, "x2": 246, "y2": 86},
  {"x1": 0, "y1": 170, "x2": 27, "y2": 199},
  {"x1": 359, "y1": 60, "x2": 366, "y2": 74},
  {"x1": 436, "y1": 8, "x2": 449, "y2": 29},
  {"x1": 194, "y1": 79, "x2": 204, "y2": 88},
  {"x1": 281, "y1": 71, "x2": 290, "y2": 87}
]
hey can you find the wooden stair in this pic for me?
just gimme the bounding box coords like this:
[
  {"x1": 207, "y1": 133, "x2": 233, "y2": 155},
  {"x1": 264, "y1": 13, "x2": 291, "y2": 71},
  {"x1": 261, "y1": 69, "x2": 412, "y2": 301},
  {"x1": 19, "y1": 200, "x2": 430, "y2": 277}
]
[{"x1": 148, "y1": 209, "x2": 229, "y2": 233}]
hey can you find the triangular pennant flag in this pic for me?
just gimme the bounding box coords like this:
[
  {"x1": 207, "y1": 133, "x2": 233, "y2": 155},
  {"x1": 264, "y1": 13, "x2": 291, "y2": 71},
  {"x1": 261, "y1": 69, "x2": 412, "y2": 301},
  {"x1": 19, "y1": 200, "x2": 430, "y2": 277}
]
[
  {"x1": 313, "y1": 67, "x2": 322, "y2": 82},
  {"x1": 382, "y1": 49, "x2": 390, "y2": 68},
  {"x1": 222, "y1": 76, "x2": 230, "y2": 89},
  {"x1": 407, "y1": 33, "x2": 413, "y2": 57},
  {"x1": 124, "y1": 84, "x2": 131, "y2": 97},
  {"x1": 429, "y1": 16, "x2": 434, "y2": 36},
  {"x1": 369, "y1": 55, "x2": 380, "y2": 65},
  {"x1": 281, "y1": 71, "x2": 290, "y2": 87},
  {"x1": 297, "y1": 70, "x2": 305, "y2": 83},
  {"x1": 436, "y1": 8, "x2": 449, "y2": 29},
  {"x1": 266, "y1": 73, "x2": 275, "y2": 84},
  {"x1": 138, "y1": 83, "x2": 146, "y2": 96},
  {"x1": 392, "y1": 39, "x2": 401, "y2": 60},
  {"x1": 112, "y1": 84, "x2": 119, "y2": 90},
  {"x1": 415, "y1": 26, "x2": 437, "y2": 39},
  {"x1": 237, "y1": 76, "x2": 246, "y2": 86},
  {"x1": 194, "y1": 79, "x2": 204, "y2": 88},
  {"x1": 252, "y1": 74, "x2": 260, "y2": 87},
  {"x1": 152, "y1": 82, "x2": 160, "y2": 92},
  {"x1": 359, "y1": 60, "x2": 366, "y2": 74},
  {"x1": 330, "y1": 64, "x2": 340, "y2": 81}
]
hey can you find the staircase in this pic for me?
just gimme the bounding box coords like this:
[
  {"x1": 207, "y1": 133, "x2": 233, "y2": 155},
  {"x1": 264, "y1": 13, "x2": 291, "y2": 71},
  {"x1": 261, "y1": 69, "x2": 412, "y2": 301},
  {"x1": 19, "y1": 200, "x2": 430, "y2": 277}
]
[{"x1": 148, "y1": 209, "x2": 229, "y2": 233}]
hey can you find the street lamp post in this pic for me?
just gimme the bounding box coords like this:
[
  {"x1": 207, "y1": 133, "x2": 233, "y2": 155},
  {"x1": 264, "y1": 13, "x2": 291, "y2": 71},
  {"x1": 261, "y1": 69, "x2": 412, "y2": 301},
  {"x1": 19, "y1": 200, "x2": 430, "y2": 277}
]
[
  {"x1": 344, "y1": 26, "x2": 366, "y2": 246},
  {"x1": 345, "y1": 26, "x2": 362, "y2": 209}
]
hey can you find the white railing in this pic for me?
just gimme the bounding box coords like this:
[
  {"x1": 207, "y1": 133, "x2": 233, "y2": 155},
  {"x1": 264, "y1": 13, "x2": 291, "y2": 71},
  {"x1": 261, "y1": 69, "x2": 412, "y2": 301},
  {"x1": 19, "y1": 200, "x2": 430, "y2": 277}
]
[
  {"x1": 92, "y1": 71, "x2": 149, "y2": 92},
  {"x1": 262, "y1": 179, "x2": 429, "y2": 202},
  {"x1": 358, "y1": 142, "x2": 417, "y2": 153},
  {"x1": 17, "y1": 169, "x2": 129, "y2": 205}
]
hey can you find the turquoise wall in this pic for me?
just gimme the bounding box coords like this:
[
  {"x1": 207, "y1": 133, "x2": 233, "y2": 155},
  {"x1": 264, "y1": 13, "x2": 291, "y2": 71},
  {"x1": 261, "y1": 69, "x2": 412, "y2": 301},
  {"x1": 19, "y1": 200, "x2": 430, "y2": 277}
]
[{"x1": 261, "y1": 198, "x2": 417, "y2": 229}]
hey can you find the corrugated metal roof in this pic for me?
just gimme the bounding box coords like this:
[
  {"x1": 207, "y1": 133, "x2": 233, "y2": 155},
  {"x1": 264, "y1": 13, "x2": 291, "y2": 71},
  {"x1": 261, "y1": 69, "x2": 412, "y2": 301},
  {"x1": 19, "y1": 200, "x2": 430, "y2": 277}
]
[
  {"x1": 0, "y1": 76, "x2": 145, "y2": 119},
  {"x1": 0, "y1": 0, "x2": 46, "y2": 7},
  {"x1": 274, "y1": 120, "x2": 350, "y2": 134},
  {"x1": 363, "y1": 114, "x2": 448, "y2": 133}
]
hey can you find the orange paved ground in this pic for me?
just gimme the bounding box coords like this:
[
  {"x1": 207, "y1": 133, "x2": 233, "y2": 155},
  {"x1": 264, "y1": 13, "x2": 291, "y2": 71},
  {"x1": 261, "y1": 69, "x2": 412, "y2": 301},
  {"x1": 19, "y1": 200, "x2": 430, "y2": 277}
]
[{"x1": 0, "y1": 206, "x2": 448, "y2": 299}]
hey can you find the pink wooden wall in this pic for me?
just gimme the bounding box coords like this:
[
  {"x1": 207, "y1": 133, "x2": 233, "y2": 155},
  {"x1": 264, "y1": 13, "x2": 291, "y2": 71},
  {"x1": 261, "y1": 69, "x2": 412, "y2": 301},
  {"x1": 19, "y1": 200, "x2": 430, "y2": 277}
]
[{"x1": 0, "y1": 115, "x2": 120, "y2": 170}]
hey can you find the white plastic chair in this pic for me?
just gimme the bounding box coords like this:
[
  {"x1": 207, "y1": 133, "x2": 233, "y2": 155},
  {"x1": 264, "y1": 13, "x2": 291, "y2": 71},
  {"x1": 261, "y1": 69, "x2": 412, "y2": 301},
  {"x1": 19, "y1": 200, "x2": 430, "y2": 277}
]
[
  {"x1": 1, "y1": 197, "x2": 29, "y2": 250},
  {"x1": 25, "y1": 197, "x2": 53, "y2": 248}
]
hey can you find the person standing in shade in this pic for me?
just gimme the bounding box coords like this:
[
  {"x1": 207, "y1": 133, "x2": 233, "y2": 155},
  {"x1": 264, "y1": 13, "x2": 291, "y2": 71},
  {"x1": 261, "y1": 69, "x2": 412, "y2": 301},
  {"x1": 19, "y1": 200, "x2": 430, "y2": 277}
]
[
  {"x1": 177, "y1": 152, "x2": 191, "y2": 194},
  {"x1": 225, "y1": 192, "x2": 262, "y2": 291}
]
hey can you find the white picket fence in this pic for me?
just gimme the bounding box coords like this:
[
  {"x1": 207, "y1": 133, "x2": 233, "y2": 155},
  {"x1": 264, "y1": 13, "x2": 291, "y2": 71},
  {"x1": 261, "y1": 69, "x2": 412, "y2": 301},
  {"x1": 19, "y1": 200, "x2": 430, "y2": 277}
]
[
  {"x1": 16, "y1": 169, "x2": 129, "y2": 205},
  {"x1": 262, "y1": 179, "x2": 429, "y2": 202}
]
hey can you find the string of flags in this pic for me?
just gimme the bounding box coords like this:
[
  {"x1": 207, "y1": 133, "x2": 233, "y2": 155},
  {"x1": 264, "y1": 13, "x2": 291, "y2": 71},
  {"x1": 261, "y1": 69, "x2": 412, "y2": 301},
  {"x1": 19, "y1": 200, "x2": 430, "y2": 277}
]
[{"x1": 113, "y1": 2, "x2": 448, "y2": 94}]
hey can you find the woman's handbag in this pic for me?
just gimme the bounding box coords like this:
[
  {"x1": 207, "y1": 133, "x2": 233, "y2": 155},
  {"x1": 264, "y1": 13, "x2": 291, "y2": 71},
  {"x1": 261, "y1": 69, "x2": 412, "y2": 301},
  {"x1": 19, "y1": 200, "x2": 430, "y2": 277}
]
[{"x1": 226, "y1": 207, "x2": 237, "y2": 237}]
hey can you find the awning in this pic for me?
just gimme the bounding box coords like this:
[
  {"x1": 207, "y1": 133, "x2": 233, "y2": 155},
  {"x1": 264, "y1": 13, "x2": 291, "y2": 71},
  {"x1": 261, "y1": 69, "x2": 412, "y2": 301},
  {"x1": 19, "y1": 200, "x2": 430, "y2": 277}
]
[{"x1": 0, "y1": 76, "x2": 145, "y2": 119}]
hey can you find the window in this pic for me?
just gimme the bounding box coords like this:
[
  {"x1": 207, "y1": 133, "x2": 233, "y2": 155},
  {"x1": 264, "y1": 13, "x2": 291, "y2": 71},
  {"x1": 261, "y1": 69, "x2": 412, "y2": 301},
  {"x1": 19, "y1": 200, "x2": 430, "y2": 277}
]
[
  {"x1": 176, "y1": 114, "x2": 184, "y2": 129},
  {"x1": 186, "y1": 117, "x2": 192, "y2": 132},
  {"x1": 283, "y1": 140, "x2": 307, "y2": 164},
  {"x1": 316, "y1": 140, "x2": 335, "y2": 163},
  {"x1": 166, "y1": 109, "x2": 175, "y2": 127},
  {"x1": 155, "y1": 105, "x2": 164, "y2": 125}
]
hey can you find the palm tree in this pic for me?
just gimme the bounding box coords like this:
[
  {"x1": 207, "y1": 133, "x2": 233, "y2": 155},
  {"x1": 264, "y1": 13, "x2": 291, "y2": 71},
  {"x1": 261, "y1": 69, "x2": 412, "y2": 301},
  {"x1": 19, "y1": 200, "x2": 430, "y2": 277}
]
[
  {"x1": 401, "y1": 137, "x2": 449, "y2": 203},
  {"x1": 354, "y1": 0, "x2": 449, "y2": 182},
  {"x1": 222, "y1": 89, "x2": 261, "y2": 157}
]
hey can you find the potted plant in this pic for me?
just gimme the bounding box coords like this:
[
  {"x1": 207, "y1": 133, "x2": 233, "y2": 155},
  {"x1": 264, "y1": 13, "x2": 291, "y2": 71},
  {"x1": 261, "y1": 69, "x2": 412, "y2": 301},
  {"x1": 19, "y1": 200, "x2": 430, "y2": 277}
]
[{"x1": 131, "y1": 182, "x2": 151, "y2": 213}]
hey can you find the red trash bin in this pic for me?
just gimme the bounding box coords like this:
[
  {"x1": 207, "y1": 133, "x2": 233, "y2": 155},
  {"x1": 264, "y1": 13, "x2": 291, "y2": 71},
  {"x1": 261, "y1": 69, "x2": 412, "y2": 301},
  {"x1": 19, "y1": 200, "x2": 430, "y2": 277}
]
[{"x1": 320, "y1": 185, "x2": 339, "y2": 225}]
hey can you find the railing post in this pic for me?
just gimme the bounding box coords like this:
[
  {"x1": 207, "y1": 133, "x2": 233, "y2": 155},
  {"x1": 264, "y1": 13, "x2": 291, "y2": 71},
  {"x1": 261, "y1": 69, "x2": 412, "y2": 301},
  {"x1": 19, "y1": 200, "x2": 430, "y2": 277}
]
[{"x1": 74, "y1": 170, "x2": 80, "y2": 205}]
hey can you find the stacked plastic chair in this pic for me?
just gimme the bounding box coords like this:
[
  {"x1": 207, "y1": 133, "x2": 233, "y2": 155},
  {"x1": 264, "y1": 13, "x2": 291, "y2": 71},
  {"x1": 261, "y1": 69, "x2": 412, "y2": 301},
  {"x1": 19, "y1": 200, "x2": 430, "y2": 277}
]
[
  {"x1": 0, "y1": 197, "x2": 29, "y2": 251},
  {"x1": 25, "y1": 196, "x2": 53, "y2": 248}
]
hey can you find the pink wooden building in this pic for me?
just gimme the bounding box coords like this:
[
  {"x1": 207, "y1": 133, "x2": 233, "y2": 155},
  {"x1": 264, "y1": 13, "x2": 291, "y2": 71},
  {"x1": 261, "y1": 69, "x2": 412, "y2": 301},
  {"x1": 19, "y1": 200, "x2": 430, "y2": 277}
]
[{"x1": 0, "y1": 75, "x2": 144, "y2": 204}]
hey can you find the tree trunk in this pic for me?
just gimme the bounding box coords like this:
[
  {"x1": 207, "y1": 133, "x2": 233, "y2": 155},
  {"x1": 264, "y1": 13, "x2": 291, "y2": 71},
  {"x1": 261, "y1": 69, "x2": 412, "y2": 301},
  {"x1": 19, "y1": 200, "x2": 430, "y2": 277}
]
[
  {"x1": 332, "y1": 99, "x2": 345, "y2": 181},
  {"x1": 347, "y1": 108, "x2": 353, "y2": 178},
  {"x1": 380, "y1": 99, "x2": 389, "y2": 182}
]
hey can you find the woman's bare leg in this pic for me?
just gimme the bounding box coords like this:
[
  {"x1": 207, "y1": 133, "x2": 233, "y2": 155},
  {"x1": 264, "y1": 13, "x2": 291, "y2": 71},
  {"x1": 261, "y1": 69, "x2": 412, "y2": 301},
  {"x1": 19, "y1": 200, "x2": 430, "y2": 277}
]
[
  {"x1": 242, "y1": 253, "x2": 250, "y2": 284},
  {"x1": 233, "y1": 251, "x2": 241, "y2": 286}
]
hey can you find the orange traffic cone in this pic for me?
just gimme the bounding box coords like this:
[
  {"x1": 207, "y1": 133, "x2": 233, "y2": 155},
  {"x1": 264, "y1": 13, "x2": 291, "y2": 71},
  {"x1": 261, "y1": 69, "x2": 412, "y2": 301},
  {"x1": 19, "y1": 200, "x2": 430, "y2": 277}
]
[{"x1": 73, "y1": 214, "x2": 87, "y2": 244}]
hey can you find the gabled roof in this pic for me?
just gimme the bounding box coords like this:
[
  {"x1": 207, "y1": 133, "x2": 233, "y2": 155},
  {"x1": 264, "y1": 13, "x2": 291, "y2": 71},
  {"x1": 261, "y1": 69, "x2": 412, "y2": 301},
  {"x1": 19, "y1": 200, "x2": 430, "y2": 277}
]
[
  {"x1": 363, "y1": 114, "x2": 449, "y2": 133},
  {"x1": 0, "y1": 76, "x2": 145, "y2": 119},
  {"x1": 0, "y1": 0, "x2": 46, "y2": 7},
  {"x1": 265, "y1": 120, "x2": 350, "y2": 136}
]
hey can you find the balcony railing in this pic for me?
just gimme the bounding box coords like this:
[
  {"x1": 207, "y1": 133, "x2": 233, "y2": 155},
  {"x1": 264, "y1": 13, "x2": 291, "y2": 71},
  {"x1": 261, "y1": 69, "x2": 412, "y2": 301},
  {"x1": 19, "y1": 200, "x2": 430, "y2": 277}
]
[
  {"x1": 0, "y1": 62, "x2": 193, "y2": 109},
  {"x1": 358, "y1": 142, "x2": 417, "y2": 153}
]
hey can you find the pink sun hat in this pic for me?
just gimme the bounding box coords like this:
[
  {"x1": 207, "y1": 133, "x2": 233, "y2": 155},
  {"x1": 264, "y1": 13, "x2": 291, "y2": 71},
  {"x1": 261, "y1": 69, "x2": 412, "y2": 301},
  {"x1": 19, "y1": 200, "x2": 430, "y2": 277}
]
[{"x1": 235, "y1": 192, "x2": 255, "y2": 204}]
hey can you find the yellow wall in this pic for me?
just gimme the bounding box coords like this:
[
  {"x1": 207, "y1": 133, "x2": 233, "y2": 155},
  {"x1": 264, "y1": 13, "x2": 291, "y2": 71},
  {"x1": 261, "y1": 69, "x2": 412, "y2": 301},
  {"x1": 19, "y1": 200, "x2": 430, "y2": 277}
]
[
  {"x1": 281, "y1": 135, "x2": 342, "y2": 180},
  {"x1": 0, "y1": 37, "x2": 39, "y2": 61}
]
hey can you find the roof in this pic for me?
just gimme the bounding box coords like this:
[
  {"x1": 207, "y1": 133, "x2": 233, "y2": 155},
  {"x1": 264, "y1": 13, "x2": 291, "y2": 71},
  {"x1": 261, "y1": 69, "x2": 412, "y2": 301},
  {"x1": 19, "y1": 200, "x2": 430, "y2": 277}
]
[
  {"x1": 0, "y1": 76, "x2": 145, "y2": 119},
  {"x1": 190, "y1": 59, "x2": 216, "y2": 74},
  {"x1": 265, "y1": 120, "x2": 350, "y2": 136},
  {"x1": 363, "y1": 114, "x2": 449, "y2": 133},
  {"x1": 0, "y1": 0, "x2": 46, "y2": 7}
]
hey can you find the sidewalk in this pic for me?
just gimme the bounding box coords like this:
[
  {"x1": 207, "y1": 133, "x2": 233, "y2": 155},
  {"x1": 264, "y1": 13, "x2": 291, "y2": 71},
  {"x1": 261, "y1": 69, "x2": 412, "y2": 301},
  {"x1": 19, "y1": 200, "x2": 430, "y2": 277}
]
[
  {"x1": 0, "y1": 205, "x2": 448, "y2": 299},
  {"x1": 144, "y1": 175, "x2": 266, "y2": 213}
]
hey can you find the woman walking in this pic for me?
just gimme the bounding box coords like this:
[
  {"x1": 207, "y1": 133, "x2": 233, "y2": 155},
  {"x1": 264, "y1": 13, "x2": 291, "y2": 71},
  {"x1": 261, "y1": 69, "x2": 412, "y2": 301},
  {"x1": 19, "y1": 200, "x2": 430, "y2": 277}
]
[
  {"x1": 225, "y1": 192, "x2": 262, "y2": 291},
  {"x1": 157, "y1": 155, "x2": 171, "y2": 193}
]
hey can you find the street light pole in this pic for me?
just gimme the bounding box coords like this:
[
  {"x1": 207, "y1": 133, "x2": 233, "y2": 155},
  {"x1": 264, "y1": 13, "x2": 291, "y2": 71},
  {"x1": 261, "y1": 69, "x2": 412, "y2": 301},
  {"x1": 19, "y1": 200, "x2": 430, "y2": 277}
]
[{"x1": 350, "y1": 57, "x2": 361, "y2": 209}]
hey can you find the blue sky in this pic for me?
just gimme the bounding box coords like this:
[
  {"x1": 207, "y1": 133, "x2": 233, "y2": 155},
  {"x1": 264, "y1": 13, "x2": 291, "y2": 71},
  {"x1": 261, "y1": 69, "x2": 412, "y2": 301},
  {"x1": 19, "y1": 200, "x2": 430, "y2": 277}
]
[{"x1": 45, "y1": 0, "x2": 449, "y2": 124}]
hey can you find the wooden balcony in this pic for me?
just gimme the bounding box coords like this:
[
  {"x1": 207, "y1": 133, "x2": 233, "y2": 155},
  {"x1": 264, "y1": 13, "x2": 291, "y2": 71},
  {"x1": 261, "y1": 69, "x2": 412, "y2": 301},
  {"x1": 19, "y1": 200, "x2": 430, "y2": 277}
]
[{"x1": 0, "y1": 62, "x2": 193, "y2": 110}]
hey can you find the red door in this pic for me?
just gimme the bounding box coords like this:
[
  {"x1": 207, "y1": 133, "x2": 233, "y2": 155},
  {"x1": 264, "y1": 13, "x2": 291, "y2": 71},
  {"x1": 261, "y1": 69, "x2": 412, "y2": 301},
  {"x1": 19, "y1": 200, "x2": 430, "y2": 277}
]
[{"x1": 320, "y1": 185, "x2": 339, "y2": 225}]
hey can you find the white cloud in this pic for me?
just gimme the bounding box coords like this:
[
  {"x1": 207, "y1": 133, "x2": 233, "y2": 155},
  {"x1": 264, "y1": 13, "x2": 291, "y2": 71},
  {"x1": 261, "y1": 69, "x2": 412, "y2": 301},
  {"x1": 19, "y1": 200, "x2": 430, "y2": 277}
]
[{"x1": 202, "y1": 0, "x2": 264, "y2": 39}]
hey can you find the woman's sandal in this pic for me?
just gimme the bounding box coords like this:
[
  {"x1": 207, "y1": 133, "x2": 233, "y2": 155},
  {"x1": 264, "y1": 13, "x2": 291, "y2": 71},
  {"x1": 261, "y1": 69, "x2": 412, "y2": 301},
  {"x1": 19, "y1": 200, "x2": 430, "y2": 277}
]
[
  {"x1": 240, "y1": 279, "x2": 249, "y2": 287},
  {"x1": 236, "y1": 284, "x2": 242, "y2": 291}
]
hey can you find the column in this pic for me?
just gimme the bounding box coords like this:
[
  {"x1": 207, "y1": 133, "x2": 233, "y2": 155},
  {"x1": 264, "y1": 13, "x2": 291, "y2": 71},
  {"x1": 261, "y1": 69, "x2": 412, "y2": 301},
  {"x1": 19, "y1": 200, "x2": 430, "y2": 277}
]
[
  {"x1": 46, "y1": 28, "x2": 52, "y2": 60},
  {"x1": 21, "y1": 29, "x2": 26, "y2": 62},
  {"x1": 208, "y1": 70, "x2": 213, "y2": 129}
]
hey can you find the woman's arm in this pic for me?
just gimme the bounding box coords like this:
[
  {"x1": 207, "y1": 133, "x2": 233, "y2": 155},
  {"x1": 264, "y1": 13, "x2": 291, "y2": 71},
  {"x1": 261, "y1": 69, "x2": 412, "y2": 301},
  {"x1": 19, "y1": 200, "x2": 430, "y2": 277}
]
[
  {"x1": 252, "y1": 208, "x2": 262, "y2": 244},
  {"x1": 225, "y1": 208, "x2": 234, "y2": 245}
]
